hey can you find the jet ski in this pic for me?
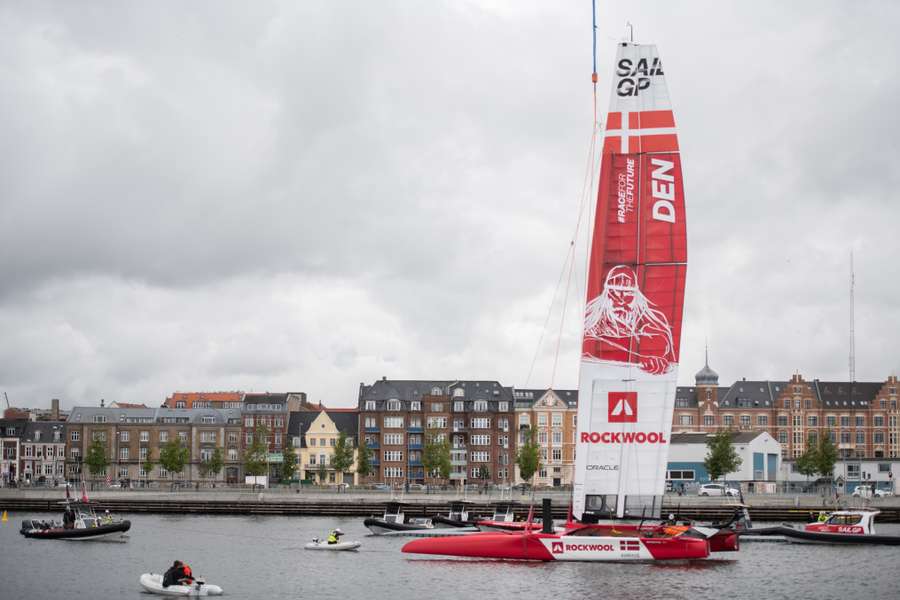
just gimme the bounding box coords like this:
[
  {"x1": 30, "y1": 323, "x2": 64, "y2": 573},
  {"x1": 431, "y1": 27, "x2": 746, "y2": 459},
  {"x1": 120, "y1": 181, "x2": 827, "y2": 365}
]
[
  {"x1": 139, "y1": 573, "x2": 223, "y2": 596},
  {"x1": 304, "y1": 538, "x2": 361, "y2": 551}
]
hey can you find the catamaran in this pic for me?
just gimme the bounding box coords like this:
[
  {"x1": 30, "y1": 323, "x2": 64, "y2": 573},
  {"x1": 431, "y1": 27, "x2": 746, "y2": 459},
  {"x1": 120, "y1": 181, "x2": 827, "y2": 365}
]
[{"x1": 404, "y1": 24, "x2": 737, "y2": 561}]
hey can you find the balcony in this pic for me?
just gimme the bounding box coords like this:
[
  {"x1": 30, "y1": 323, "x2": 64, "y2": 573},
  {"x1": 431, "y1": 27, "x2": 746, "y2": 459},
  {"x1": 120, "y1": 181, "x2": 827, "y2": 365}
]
[
  {"x1": 452, "y1": 425, "x2": 467, "y2": 433},
  {"x1": 449, "y1": 472, "x2": 466, "y2": 479},
  {"x1": 408, "y1": 459, "x2": 423, "y2": 467},
  {"x1": 370, "y1": 459, "x2": 380, "y2": 466},
  {"x1": 364, "y1": 426, "x2": 380, "y2": 433},
  {"x1": 408, "y1": 443, "x2": 422, "y2": 450},
  {"x1": 365, "y1": 441, "x2": 380, "y2": 449},
  {"x1": 407, "y1": 426, "x2": 423, "y2": 433}
]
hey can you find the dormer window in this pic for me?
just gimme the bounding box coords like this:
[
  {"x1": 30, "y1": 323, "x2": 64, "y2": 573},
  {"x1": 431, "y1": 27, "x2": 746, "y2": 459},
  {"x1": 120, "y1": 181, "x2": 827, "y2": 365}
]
[
  {"x1": 365, "y1": 400, "x2": 376, "y2": 411},
  {"x1": 431, "y1": 387, "x2": 442, "y2": 395},
  {"x1": 410, "y1": 401, "x2": 421, "y2": 411},
  {"x1": 453, "y1": 388, "x2": 465, "y2": 398},
  {"x1": 387, "y1": 399, "x2": 402, "y2": 412}
]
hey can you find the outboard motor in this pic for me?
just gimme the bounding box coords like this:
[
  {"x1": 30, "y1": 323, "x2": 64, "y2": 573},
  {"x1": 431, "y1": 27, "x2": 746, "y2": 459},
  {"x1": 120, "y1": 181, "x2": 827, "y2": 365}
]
[{"x1": 542, "y1": 499, "x2": 554, "y2": 534}]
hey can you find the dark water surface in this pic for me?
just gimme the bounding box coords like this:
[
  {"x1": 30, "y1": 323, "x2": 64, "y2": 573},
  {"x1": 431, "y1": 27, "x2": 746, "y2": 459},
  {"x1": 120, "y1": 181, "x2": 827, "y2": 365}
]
[{"x1": 2, "y1": 512, "x2": 899, "y2": 600}]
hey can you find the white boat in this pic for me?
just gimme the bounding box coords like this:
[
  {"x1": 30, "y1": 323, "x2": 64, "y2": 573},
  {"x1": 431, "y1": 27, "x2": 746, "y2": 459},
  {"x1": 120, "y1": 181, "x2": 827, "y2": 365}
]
[
  {"x1": 139, "y1": 573, "x2": 223, "y2": 596},
  {"x1": 304, "y1": 539, "x2": 362, "y2": 551}
]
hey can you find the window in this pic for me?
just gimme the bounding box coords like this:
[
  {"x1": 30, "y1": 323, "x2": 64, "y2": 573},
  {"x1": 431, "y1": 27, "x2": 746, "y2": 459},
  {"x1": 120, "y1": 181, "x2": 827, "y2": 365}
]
[
  {"x1": 757, "y1": 415, "x2": 768, "y2": 426},
  {"x1": 454, "y1": 401, "x2": 464, "y2": 412},
  {"x1": 118, "y1": 467, "x2": 129, "y2": 479},
  {"x1": 227, "y1": 432, "x2": 238, "y2": 445},
  {"x1": 840, "y1": 416, "x2": 850, "y2": 428},
  {"x1": 119, "y1": 447, "x2": 129, "y2": 460},
  {"x1": 383, "y1": 416, "x2": 404, "y2": 429},
  {"x1": 92, "y1": 415, "x2": 107, "y2": 423},
  {"x1": 875, "y1": 415, "x2": 885, "y2": 427},
  {"x1": 71, "y1": 431, "x2": 80, "y2": 442},
  {"x1": 552, "y1": 448, "x2": 562, "y2": 461},
  {"x1": 878, "y1": 463, "x2": 891, "y2": 473},
  {"x1": 426, "y1": 416, "x2": 447, "y2": 429},
  {"x1": 384, "y1": 450, "x2": 403, "y2": 462},
  {"x1": 310, "y1": 437, "x2": 317, "y2": 447},
  {"x1": 538, "y1": 430, "x2": 548, "y2": 445},
  {"x1": 92, "y1": 431, "x2": 106, "y2": 442},
  {"x1": 387, "y1": 399, "x2": 402, "y2": 411},
  {"x1": 470, "y1": 467, "x2": 485, "y2": 478},
  {"x1": 471, "y1": 451, "x2": 490, "y2": 462},
  {"x1": 365, "y1": 417, "x2": 377, "y2": 429},
  {"x1": 777, "y1": 415, "x2": 788, "y2": 427},
  {"x1": 200, "y1": 431, "x2": 216, "y2": 443},
  {"x1": 552, "y1": 431, "x2": 562, "y2": 445},
  {"x1": 703, "y1": 415, "x2": 715, "y2": 426},
  {"x1": 498, "y1": 417, "x2": 509, "y2": 431},
  {"x1": 474, "y1": 400, "x2": 488, "y2": 412},
  {"x1": 778, "y1": 431, "x2": 788, "y2": 444},
  {"x1": 274, "y1": 418, "x2": 283, "y2": 428},
  {"x1": 856, "y1": 432, "x2": 865, "y2": 445},
  {"x1": 471, "y1": 417, "x2": 490, "y2": 429},
  {"x1": 365, "y1": 401, "x2": 376, "y2": 410},
  {"x1": 680, "y1": 414, "x2": 693, "y2": 426},
  {"x1": 140, "y1": 447, "x2": 148, "y2": 460},
  {"x1": 178, "y1": 432, "x2": 188, "y2": 444},
  {"x1": 471, "y1": 435, "x2": 490, "y2": 446},
  {"x1": 228, "y1": 448, "x2": 238, "y2": 461},
  {"x1": 499, "y1": 401, "x2": 509, "y2": 412},
  {"x1": 551, "y1": 413, "x2": 563, "y2": 427},
  {"x1": 875, "y1": 431, "x2": 885, "y2": 444},
  {"x1": 792, "y1": 415, "x2": 802, "y2": 427},
  {"x1": 411, "y1": 401, "x2": 421, "y2": 411},
  {"x1": 667, "y1": 469, "x2": 695, "y2": 480},
  {"x1": 793, "y1": 431, "x2": 803, "y2": 445},
  {"x1": 807, "y1": 431, "x2": 817, "y2": 444},
  {"x1": 309, "y1": 454, "x2": 316, "y2": 465},
  {"x1": 856, "y1": 415, "x2": 865, "y2": 427},
  {"x1": 538, "y1": 414, "x2": 548, "y2": 427},
  {"x1": 723, "y1": 415, "x2": 734, "y2": 426},
  {"x1": 453, "y1": 388, "x2": 465, "y2": 398},
  {"x1": 498, "y1": 435, "x2": 508, "y2": 448},
  {"x1": 430, "y1": 403, "x2": 443, "y2": 412},
  {"x1": 384, "y1": 467, "x2": 404, "y2": 478},
  {"x1": 519, "y1": 413, "x2": 530, "y2": 426},
  {"x1": 807, "y1": 416, "x2": 818, "y2": 427},
  {"x1": 827, "y1": 416, "x2": 836, "y2": 428},
  {"x1": 383, "y1": 433, "x2": 404, "y2": 445},
  {"x1": 329, "y1": 438, "x2": 335, "y2": 447}
]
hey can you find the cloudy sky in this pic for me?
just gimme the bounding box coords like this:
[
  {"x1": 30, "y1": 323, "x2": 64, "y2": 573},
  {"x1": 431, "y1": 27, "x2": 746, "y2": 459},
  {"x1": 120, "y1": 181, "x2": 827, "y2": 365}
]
[{"x1": 1, "y1": 1, "x2": 898, "y2": 410}]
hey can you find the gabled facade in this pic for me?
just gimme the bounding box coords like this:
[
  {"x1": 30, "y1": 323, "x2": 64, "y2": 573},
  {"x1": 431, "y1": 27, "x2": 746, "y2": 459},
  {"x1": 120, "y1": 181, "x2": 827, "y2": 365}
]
[
  {"x1": 513, "y1": 389, "x2": 578, "y2": 487},
  {"x1": 289, "y1": 410, "x2": 358, "y2": 485}
]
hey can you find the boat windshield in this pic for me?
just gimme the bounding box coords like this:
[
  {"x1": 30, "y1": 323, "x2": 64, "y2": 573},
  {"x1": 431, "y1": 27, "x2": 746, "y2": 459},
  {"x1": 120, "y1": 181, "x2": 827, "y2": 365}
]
[{"x1": 826, "y1": 514, "x2": 862, "y2": 525}]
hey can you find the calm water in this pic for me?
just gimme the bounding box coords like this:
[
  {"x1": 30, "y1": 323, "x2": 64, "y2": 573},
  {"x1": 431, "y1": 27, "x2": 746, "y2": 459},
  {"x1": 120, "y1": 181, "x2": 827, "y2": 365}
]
[{"x1": 2, "y1": 512, "x2": 899, "y2": 600}]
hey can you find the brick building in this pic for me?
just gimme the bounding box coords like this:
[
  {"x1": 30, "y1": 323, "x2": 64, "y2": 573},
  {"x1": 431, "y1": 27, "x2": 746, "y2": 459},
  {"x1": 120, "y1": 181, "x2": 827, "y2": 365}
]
[
  {"x1": 164, "y1": 392, "x2": 244, "y2": 409},
  {"x1": 357, "y1": 378, "x2": 515, "y2": 487},
  {"x1": 513, "y1": 388, "x2": 578, "y2": 487},
  {"x1": 672, "y1": 357, "x2": 900, "y2": 460},
  {"x1": 20, "y1": 421, "x2": 66, "y2": 485}
]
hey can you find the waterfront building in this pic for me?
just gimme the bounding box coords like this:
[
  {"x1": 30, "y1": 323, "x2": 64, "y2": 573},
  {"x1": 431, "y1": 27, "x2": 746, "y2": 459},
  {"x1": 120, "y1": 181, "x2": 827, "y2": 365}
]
[
  {"x1": 1, "y1": 419, "x2": 26, "y2": 486},
  {"x1": 289, "y1": 409, "x2": 359, "y2": 485},
  {"x1": 20, "y1": 421, "x2": 66, "y2": 485},
  {"x1": 241, "y1": 393, "x2": 298, "y2": 481},
  {"x1": 357, "y1": 378, "x2": 515, "y2": 487},
  {"x1": 513, "y1": 388, "x2": 578, "y2": 487},
  {"x1": 65, "y1": 406, "x2": 243, "y2": 485},
  {"x1": 671, "y1": 356, "x2": 900, "y2": 460},
  {"x1": 666, "y1": 431, "x2": 782, "y2": 488},
  {"x1": 164, "y1": 392, "x2": 245, "y2": 409},
  {"x1": 782, "y1": 458, "x2": 898, "y2": 495}
]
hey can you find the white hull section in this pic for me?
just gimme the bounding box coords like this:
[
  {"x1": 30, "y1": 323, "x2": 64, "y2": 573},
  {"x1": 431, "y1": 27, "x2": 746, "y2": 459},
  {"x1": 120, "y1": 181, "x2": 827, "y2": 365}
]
[
  {"x1": 304, "y1": 540, "x2": 361, "y2": 550},
  {"x1": 539, "y1": 535, "x2": 654, "y2": 561},
  {"x1": 377, "y1": 527, "x2": 479, "y2": 537}
]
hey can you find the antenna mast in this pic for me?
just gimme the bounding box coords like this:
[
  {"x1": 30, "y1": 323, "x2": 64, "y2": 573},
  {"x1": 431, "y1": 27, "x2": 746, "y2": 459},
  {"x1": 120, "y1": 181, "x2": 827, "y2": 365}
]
[{"x1": 849, "y1": 251, "x2": 856, "y2": 382}]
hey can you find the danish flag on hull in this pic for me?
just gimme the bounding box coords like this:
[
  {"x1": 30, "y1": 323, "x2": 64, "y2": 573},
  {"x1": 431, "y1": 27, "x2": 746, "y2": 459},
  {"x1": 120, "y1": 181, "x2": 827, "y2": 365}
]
[{"x1": 574, "y1": 42, "x2": 687, "y2": 520}]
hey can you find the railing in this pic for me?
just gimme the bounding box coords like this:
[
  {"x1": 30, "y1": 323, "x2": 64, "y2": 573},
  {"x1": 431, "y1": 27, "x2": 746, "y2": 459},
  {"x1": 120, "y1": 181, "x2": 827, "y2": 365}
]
[
  {"x1": 407, "y1": 426, "x2": 423, "y2": 433},
  {"x1": 407, "y1": 443, "x2": 422, "y2": 450},
  {"x1": 364, "y1": 427, "x2": 380, "y2": 433},
  {"x1": 408, "y1": 460, "x2": 423, "y2": 467}
]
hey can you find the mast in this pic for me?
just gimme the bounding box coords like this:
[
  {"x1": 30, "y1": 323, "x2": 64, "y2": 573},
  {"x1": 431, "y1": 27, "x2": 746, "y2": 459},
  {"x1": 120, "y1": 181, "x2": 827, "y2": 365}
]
[
  {"x1": 849, "y1": 251, "x2": 856, "y2": 382},
  {"x1": 572, "y1": 34, "x2": 687, "y2": 520}
]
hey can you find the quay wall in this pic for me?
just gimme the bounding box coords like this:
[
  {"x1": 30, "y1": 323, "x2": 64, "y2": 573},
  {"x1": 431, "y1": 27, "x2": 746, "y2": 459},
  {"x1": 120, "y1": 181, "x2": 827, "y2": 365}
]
[{"x1": 2, "y1": 490, "x2": 898, "y2": 522}]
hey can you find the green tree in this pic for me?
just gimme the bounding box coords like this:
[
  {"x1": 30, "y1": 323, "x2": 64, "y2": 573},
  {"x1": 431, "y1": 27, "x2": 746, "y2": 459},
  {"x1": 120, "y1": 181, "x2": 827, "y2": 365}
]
[
  {"x1": 84, "y1": 439, "x2": 109, "y2": 479},
  {"x1": 815, "y1": 431, "x2": 838, "y2": 481},
  {"x1": 141, "y1": 454, "x2": 156, "y2": 482},
  {"x1": 243, "y1": 425, "x2": 270, "y2": 478},
  {"x1": 423, "y1": 429, "x2": 450, "y2": 482},
  {"x1": 331, "y1": 432, "x2": 355, "y2": 485},
  {"x1": 317, "y1": 461, "x2": 327, "y2": 484},
  {"x1": 159, "y1": 438, "x2": 189, "y2": 480},
  {"x1": 703, "y1": 430, "x2": 743, "y2": 483},
  {"x1": 356, "y1": 440, "x2": 373, "y2": 478},
  {"x1": 796, "y1": 439, "x2": 819, "y2": 487},
  {"x1": 280, "y1": 439, "x2": 298, "y2": 482},
  {"x1": 515, "y1": 428, "x2": 541, "y2": 484},
  {"x1": 200, "y1": 447, "x2": 224, "y2": 481},
  {"x1": 478, "y1": 463, "x2": 491, "y2": 482}
]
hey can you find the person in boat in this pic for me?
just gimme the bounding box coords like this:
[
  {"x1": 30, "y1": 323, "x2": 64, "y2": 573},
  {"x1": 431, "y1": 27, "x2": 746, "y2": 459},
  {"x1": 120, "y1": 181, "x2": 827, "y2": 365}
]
[
  {"x1": 327, "y1": 528, "x2": 344, "y2": 544},
  {"x1": 818, "y1": 511, "x2": 829, "y2": 523},
  {"x1": 162, "y1": 560, "x2": 194, "y2": 587},
  {"x1": 63, "y1": 506, "x2": 75, "y2": 529}
]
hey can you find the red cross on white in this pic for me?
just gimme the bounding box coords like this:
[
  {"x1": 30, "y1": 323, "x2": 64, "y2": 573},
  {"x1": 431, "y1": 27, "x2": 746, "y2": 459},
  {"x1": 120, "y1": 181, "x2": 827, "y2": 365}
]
[{"x1": 603, "y1": 110, "x2": 679, "y2": 154}]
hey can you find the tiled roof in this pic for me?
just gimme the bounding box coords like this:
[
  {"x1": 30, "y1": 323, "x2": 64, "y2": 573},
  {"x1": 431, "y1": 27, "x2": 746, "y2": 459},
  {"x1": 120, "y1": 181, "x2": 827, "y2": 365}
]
[
  {"x1": 358, "y1": 379, "x2": 514, "y2": 409},
  {"x1": 66, "y1": 407, "x2": 241, "y2": 424}
]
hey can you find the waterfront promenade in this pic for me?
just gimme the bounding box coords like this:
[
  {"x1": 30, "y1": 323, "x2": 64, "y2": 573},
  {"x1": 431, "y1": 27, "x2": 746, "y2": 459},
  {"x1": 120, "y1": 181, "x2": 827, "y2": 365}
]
[{"x1": 3, "y1": 487, "x2": 899, "y2": 521}]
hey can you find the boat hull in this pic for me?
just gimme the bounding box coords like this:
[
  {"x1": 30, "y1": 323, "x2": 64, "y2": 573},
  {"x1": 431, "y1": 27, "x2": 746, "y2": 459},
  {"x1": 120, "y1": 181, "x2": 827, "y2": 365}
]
[
  {"x1": 304, "y1": 540, "x2": 361, "y2": 551},
  {"x1": 364, "y1": 517, "x2": 433, "y2": 535},
  {"x1": 21, "y1": 520, "x2": 131, "y2": 540},
  {"x1": 772, "y1": 526, "x2": 900, "y2": 545},
  {"x1": 402, "y1": 530, "x2": 709, "y2": 562},
  {"x1": 139, "y1": 573, "x2": 223, "y2": 596}
]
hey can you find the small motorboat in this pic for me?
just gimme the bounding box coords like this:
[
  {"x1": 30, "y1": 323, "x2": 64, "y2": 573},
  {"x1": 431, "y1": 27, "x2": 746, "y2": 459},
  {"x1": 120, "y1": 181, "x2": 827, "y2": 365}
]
[
  {"x1": 475, "y1": 503, "x2": 540, "y2": 532},
  {"x1": 741, "y1": 510, "x2": 900, "y2": 545},
  {"x1": 432, "y1": 501, "x2": 480, "y2": 528},
  {"x1": 364, "y1": 502, "x2": 434, "y2": 535},
  {"x1": 304, "y1": 538, "x2": 361, "y2": 551},
  {"x1": 139, "y1": 573, "x2": 223, "y2": 596},
  {"x1": 20, "y1": 500, "x2": 130, "y2": 541}
]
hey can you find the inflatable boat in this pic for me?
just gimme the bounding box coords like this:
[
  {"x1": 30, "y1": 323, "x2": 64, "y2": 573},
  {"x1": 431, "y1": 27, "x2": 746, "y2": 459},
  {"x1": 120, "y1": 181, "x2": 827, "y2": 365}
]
[{"x1": 139, "y1": 573, "x2": 223, "y2": 596}]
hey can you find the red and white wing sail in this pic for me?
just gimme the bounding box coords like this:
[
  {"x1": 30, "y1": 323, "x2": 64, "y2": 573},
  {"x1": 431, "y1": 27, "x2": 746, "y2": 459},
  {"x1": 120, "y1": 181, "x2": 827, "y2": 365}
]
[{"x1": 573, "y1": 42, "x2": 687, "y2": 519}]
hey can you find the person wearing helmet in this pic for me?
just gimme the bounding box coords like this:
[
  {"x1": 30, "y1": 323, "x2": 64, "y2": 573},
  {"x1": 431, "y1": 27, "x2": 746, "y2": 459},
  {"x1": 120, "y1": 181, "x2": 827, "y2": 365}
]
[{"x1": 327, "y1": 528, "x2": 344, "y2": 544}]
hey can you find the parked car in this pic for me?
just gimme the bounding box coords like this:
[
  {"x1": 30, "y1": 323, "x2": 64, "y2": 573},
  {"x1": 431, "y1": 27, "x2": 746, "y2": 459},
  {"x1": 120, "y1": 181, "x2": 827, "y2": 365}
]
[
  {"x1": 852, "y1": 485, "x2": 894, "y2": 498},
  {"x1": 697, "y1": 483, "x2": 739, "y2": 497},
  {"x1": 407, "y1": 483, "x2": 425, "y2": 491},
  {"x1": 370, "y1": 483, "x2": 392, "y2": 491}
]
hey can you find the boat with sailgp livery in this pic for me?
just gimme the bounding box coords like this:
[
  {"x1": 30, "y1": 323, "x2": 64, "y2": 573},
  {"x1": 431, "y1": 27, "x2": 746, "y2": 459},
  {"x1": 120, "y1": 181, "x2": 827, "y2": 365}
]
[{"x1": 403, "y1": 26, "x2": 733, "y2": 562}]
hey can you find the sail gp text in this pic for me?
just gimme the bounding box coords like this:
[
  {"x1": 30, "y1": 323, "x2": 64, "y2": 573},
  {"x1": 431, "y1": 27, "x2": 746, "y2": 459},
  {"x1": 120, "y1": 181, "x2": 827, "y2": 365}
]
[{"x1": 580, "y1": 431, "x2": 668, "y2": 444}]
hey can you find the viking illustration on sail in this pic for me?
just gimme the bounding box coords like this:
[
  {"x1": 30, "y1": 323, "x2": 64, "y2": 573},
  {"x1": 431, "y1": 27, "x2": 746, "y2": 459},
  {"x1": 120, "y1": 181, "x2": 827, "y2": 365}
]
[{"x1": 583, "y1": 264, "x2": 675, "y2": 375}]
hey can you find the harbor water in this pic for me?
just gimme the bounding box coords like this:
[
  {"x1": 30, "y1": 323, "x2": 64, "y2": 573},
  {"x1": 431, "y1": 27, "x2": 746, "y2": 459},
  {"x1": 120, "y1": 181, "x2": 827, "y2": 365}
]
[{"x1": 2, "y1": 512, "x2": 899, "y2": 600}]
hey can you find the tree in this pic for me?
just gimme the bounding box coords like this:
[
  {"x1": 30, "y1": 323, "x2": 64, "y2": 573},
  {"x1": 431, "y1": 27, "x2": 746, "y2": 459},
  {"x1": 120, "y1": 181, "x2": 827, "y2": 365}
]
[
  {"x1": 356, "y1": 440, "x2": 373, "y2": 479},
  {"x1": 331, "y1": 432, "x2": 355, "y2": 485},
  {"x1": 280, "y1": 439, "x2": 298, "y2": 482},
  {"x1": 478, "y1": 463, "x2": 491, "y2": 483},
  {"x1": 815, "y1": 431, "x2": 838, "y2": 481},
  {"x1": 516, "y1": 428, "x2": 541, "y2": 484},
  {"x1": 141, "y1": 454, "x2": 156, "y2": 482},
  {"x1": 243, "y1": 425, "x2": 270, "y2": 478},
  {"x1": 423, "y1": 429, "x2": 450, "y2": 482},
  {"x1": 317, "y1": 461, "x2": 327, "y2": 484},
  {"x1": 159, "y1": 438, "x2": 189, "y2": 480},
  {"x1": 795, "y1": 442, "x2": 819, "y2": 487},
  {"x1": 703, "y1": 430, "x2": 743, "y2": 483},
  {"x1": 84, "y1": 439, "x2": 109, "y2": 479},
  {"x1": 200, "y1": 447, "x2": 224, "y2": 481}
]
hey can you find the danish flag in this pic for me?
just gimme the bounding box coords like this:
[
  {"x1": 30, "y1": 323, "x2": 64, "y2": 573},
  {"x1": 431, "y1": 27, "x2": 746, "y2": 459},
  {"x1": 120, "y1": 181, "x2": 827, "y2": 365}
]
[
  {"x1": 608, "y1": 392, "x2": 638, "y2": 423},
  {"x1": 603, "y1": 110, "x2": 678, "y2": 154},
  {"x1": 620, "y1": 539, "x2": 641, "y2": 552}
]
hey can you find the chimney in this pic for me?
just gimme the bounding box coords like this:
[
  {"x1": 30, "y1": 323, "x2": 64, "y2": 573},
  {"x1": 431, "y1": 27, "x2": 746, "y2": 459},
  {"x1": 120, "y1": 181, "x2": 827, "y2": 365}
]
[
  {"x1": 100, "y1": 398, "x2": 105, "y2": 408},
  {"x1": 51, "y1": 398, "x2": 60, "y2": 421},
  {"x1": 382, "y1": 376, "x2": 387, "y2": 381}
]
